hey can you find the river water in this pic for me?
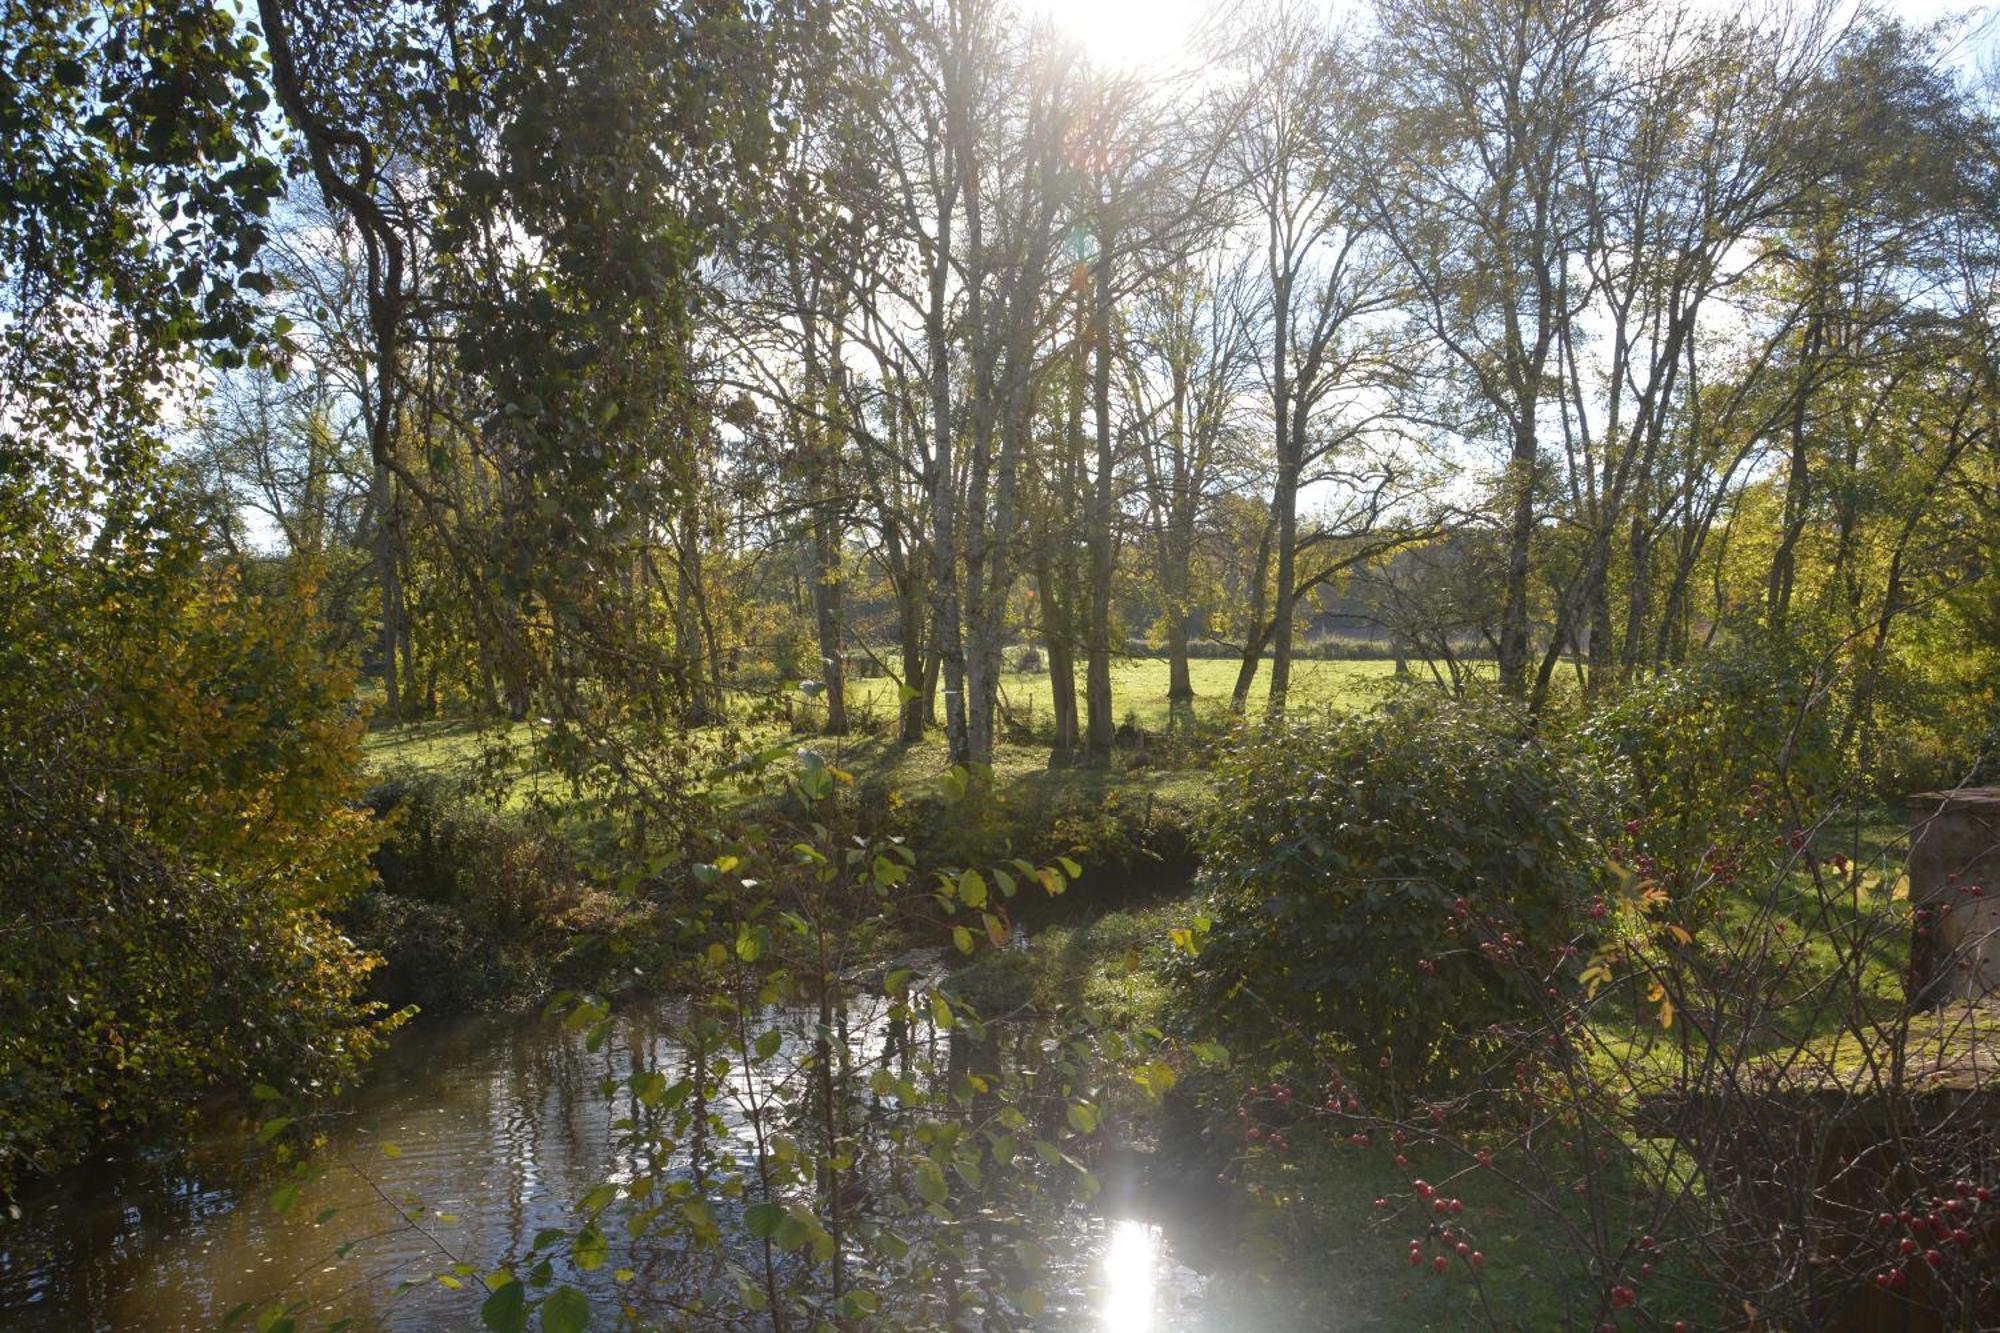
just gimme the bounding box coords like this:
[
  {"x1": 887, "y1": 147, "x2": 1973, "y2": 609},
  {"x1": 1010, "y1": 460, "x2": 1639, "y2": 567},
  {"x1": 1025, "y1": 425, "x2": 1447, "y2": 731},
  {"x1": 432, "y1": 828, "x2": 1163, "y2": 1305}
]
[{"x1": 0, "y1": 990, "x2": 1246, "y2": 1331}]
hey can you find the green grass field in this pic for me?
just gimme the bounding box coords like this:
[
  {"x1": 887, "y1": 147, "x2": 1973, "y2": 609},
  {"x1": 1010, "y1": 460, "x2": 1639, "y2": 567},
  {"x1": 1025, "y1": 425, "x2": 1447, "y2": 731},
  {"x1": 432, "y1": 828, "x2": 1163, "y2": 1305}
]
[
  {"x1": 360, "y1": 656, "x2": 1429, "y2": 791},
  {"x1": 838, "y1": 656, "x2": 1411, "y2": 733}
]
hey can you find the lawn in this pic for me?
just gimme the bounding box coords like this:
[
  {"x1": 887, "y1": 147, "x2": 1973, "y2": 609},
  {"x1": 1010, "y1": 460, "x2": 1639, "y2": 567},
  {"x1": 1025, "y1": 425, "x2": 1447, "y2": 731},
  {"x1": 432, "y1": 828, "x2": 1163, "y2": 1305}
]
[
  {"x1": 838, "y1": 655, "x2": 1416, "y2": 734},
  {"x1": 359, "y1": 656, "x2": 1425, "y2": 810}
]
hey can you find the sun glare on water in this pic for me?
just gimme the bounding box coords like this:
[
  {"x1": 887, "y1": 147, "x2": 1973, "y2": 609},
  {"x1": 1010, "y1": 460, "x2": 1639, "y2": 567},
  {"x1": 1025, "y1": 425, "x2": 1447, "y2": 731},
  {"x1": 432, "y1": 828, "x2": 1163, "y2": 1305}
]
[{"x1": 1100, "y1": 1217, "x2": 1166, "y2": 1331}]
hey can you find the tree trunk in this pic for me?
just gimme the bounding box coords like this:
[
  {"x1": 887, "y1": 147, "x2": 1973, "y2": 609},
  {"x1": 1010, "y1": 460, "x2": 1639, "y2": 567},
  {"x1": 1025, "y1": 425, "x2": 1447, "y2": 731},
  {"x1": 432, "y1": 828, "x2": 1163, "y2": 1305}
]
[
  {"x1": 1163, "y1": 504, "x2": 1196, "y2": 719},
  {"x1": 1165, "y1": 614, "x2": 1193, "y2": 711},
  {"x1": 810, "y1": 507, "x2": 847, "y2": 735},
  {"x1": 1266, "y1": 465, "x2": 1299, "y2": 719},
  {"x1": 927, "y1": 228, "x2": 969, "y2": 762},
  {"x1": 672, "y1": 484, "x2": 718, "y2": 726},
  {"x1": 372, "y1": 460, "x2": 402, "y2": 720},
  {"x1": 923, "y1": 647, "x2": 941, "y2": 729},
  {"x1": 1497, "y1": 417, "x2": 1538, "y2": 697},
  {"x1": 1230, "y1": 510, "x2": 1276, "y2": 714},
  {"x1": 1039, "y1": 561, "x2": 1079, "y2": 760},
  {"x1": 889, "y1": 527, "x2": 926, "y2": 743},
  {"x1": 1082, "y1": 248, "x2": 1117, "y2": 764},
  {"x1": 1766, "y1": 320, "x2": 1821, "y2": 630}
]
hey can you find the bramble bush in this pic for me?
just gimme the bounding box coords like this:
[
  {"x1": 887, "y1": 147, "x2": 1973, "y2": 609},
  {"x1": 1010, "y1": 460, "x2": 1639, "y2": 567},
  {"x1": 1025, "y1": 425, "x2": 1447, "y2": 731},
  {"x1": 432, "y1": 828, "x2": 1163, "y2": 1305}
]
[{"x1": 1178, "y1": 695, "x2": 1603, "y2": 1095}]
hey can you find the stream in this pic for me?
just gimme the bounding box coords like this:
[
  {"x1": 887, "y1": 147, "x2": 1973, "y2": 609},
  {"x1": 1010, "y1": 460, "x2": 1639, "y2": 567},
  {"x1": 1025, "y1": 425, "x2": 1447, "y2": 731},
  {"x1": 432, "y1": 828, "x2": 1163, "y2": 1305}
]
[{"x1": 0, "y1": 986, "x2": 1253, "y2": 1331}]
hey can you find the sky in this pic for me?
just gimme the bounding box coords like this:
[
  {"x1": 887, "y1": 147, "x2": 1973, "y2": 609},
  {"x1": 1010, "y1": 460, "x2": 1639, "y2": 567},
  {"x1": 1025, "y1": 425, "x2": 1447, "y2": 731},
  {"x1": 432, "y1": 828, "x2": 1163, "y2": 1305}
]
[
  {"x1": 1036, "y1": 0, "x2": 2000, "y2": 74},
  {"x1": 1023, "y1": 0, "x2": 2000, "y2": 524}
]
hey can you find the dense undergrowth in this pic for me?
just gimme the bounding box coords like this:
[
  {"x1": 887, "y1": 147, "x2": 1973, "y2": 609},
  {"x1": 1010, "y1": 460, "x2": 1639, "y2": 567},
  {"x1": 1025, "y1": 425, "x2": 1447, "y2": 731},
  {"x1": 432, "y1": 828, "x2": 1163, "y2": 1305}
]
[{"x1": 345, "y1": 772, "x2": 658, "y2": 1012}]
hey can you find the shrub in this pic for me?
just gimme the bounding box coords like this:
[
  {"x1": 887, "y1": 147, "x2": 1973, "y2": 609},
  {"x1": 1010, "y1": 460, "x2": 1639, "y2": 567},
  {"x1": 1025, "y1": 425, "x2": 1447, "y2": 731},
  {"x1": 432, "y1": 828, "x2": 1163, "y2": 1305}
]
[
  {"x1": 366, "y1": 771, "x2": 582, "y2": 934},
  {"x1": 353, "y1": 773, "x2": 639, "y2": 1011},
  {"x1": 1178, "y1": 696, "x2": 1601, "y2": 1094},
  {"x1": 0, "y1": 529, "x2": 395, "y2": 1186},
  {"x1": 1572, "y1": 632, "x2": 1838, "y2": 908}
]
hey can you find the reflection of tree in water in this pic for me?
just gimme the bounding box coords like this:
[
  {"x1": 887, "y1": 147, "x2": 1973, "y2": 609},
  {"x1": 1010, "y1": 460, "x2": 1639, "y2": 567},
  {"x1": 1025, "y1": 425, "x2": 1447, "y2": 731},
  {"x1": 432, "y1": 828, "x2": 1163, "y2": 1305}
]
[{"x1": 1, "y1": 980, "x2": 1235, "y2": 1330}]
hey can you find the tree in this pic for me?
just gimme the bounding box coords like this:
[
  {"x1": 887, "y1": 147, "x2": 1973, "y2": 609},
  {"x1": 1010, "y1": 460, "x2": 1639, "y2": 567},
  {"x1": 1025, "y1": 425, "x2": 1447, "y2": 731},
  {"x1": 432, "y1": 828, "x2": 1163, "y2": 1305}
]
[{"x1": 1368, "y1": 0, "x2": 1612, "y2": 698}]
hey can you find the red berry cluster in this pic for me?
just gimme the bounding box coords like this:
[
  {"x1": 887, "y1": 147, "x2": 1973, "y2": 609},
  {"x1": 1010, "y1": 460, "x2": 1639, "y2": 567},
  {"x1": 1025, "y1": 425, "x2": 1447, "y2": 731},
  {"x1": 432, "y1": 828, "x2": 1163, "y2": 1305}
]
[
  {"x1": 1233, "y1": 1081, "x2": 1298, "y2": 1157},
  {"x1": 1868, "y1": 1181, "x2": 1991, "y2": 1290},
  {"x1": 1405, "y1": 1226, "x2": 1482, "y2": 1275}
]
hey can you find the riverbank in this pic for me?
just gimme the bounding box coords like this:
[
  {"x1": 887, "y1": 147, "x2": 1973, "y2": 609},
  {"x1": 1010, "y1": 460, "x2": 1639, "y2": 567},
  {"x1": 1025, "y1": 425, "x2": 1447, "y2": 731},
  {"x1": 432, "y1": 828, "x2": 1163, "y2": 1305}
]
[{"x1": 347, "y1": 717, "x2": 1217, "y2": 1017}]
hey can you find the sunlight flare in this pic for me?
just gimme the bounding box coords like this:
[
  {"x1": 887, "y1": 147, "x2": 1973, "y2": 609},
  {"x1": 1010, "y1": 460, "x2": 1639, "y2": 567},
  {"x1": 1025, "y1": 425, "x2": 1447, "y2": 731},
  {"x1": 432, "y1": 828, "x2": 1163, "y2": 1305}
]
[{"x1": 1101, "y1": 1218, "x2": 1164, "y2": 1332}]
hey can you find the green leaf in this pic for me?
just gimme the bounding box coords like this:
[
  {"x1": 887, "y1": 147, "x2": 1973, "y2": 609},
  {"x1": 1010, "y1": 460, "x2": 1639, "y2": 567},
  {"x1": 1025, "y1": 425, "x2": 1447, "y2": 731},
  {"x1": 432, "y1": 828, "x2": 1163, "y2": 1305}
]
[
  {"x1": 914, "y1": 1159, "x2": 949, "y2": 1204},
  {"x1": 952, "y1": 925, "x2": 975, "y2": 955},
  {"x1": 480, "y1": 1281, "x2": 527, "y2": 1333},
  {"x1": 744, "y1": 1201, "x2": 784, "y2": 1239},
  {"x1": 958, "y1": 868, "x2": 987, "y2": 908},
  {"x1": 753, "y1": 1028, "x2": 783, "y2": 1060},
  {"x1": 1190, "y1": 1040, "x2": 1231, "y2": 1067},
  {"x1": 539, "y1": 1285, "x2": 589, "y2": 1333},
  {"x1": 572, "y1": 1226, "x2": 609, "y2": 1272},
  {"x1": 1133, "y1": 1060, "x2": 1178, "y2": 1099},
  {"x1": 268, "y1": 1182, "x2": 300, "y2": 1215},
  {"x1": 836, "y1": 1290, "x2": 880, "y2": 1317},
  {"x1": 631, "y1": 1069, "x2": 666, "y2": 1105}
]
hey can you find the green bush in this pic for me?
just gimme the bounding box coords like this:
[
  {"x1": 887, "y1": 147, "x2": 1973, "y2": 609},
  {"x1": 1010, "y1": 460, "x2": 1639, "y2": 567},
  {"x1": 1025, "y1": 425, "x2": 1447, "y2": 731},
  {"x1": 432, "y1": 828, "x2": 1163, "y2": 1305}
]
[
  {"x1": 1572, "y1": 633, "x2": 1838, "y2": 906},
  {"x1": 0, "y1": 518, "x2": 395, "y2": 1187},
  {"x1": 366, "y1": 771, "x2": 581, "y2": 932},
  {"x1": 352, "y1": 772, "x2": 642, "y2": 1011},
  {"x1": 1177, "y1": 696, "x2": 1600, "y2": 1095}
]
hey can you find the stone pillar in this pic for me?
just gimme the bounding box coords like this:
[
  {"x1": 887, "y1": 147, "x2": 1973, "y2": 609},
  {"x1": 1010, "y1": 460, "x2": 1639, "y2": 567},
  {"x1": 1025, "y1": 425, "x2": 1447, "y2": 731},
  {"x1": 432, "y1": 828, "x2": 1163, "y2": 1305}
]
[{"x1": 1906, "y1": 788, "x2": 2000, "y2": 1006}]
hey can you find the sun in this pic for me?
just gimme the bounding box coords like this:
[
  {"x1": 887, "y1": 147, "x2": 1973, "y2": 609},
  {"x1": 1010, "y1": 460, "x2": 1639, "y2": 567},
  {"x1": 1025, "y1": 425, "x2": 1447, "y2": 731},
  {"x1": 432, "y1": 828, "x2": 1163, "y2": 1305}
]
[{"x1": 1032, "y1": 0, "x2": 1212, "y2": 70}]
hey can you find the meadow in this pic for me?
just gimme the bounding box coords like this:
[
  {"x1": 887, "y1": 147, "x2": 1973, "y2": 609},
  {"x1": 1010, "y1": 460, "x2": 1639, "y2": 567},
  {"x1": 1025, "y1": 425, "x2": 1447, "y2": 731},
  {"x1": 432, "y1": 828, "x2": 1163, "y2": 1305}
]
[{"x1": 360, "y1": 654, "x2": 1437, "y2": 794}]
